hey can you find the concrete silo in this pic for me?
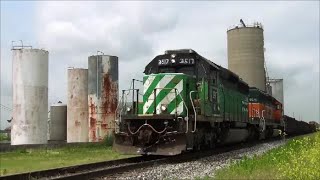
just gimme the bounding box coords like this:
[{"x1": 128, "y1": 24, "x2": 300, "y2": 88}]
[
  {"x1": 11, "y1": 48, "x2": 49, "y2": 145},
  {"x1": 88, "y1": 55, "x2": 118, "y2": 142},
  {"x1": 49, "y1": 102, "x2": 67, "y2": 141},
  {"x1": 67, "y1": 68, "x2": 89, "y2": 142},
  {"x1": 227, "y1": 21, "x2": 266, "y2": 91}
]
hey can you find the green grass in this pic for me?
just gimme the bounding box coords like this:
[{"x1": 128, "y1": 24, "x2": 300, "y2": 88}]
[
  {"x1": 208, "y1": 132, "x2": 320, "y2": 179},
  {"x1": 0, "y1": 143, "x2": 134, "y2": 176}
]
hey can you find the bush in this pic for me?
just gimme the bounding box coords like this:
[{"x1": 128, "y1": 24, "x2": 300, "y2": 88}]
[
  {"x1": 103, "y1": 135, "x2": 114, "y2": 146},
  {"x1": 0, "y1": 133, "x2": 9, "y2": 141}
]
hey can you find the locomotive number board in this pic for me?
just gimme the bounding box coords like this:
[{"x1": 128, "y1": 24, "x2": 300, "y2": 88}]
[{"x1": 158, "y1": 57, "x2": 195, "y2": 66}]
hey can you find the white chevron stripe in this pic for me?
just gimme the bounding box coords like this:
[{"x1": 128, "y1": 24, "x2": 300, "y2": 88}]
[
  {"x1": 143, "y1": 75, "x2": 175, "y2": 114},
  {"x1": 155, "y1": 79, "x2": 183, "y2": 114},
  {"x1": 143, "y1": 75, "x2": 156, "y2": 94}
]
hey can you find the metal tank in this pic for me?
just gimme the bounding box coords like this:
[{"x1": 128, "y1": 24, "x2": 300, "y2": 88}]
[
  {"x1": 268, "y1": 79, "x2": 284, "y2": 105},
  {"x1": 227, "y1": 21, "x2": 266, "y2": 91},
  {"x1": 49, "y1": 102, "x2": 67, "y2": 141},
  {"x1": 88, "y1": 55, "x2": 118, "y2": 142},
  {"x1": 11, "y1": 48, "x2": 49, "y2": 145},
  {"x1": 67, "y1": 68, "x2": 89, "y2": 142}
]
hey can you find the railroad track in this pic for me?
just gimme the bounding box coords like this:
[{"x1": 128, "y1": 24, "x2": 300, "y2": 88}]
[
  {"x1": 1, "y1": 134, "x2": 307, "y2": 180},
  {"x1": 0, "y1": 155, "x2": 164, "y2": 180}
]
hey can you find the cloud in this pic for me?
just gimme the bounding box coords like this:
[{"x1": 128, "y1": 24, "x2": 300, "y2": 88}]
[
  {"x1": 33, "y1": 1, "x2": 320, "y2": 121},
  {"x1": 31, "y1": 1, "x2": 183, "y2": 110},
  {"x1": 36, "y1": 1, "x2": 180, "y2": 60}
]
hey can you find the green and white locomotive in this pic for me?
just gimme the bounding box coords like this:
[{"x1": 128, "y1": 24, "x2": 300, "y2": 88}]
[{"x1": 113, "y1": 49, "x2": 283, "y2": 155}]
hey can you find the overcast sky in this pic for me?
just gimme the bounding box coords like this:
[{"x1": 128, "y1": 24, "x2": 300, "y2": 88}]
[{"x1": 1, "y1": 1, "x2": 319, "y2": 129}]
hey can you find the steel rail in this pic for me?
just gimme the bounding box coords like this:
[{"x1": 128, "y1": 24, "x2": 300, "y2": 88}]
[
  {"x1": 104, "y1": 134, "x2": 310, "y2": 179},
  {"x1": 1, "y1": 133, "x2": 310, "y2": 180},
  {"x1": 0, "y1": 155, "x2": 164, "y2": 180}
]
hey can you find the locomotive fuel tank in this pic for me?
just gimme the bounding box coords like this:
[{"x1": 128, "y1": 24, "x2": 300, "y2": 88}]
[{"x1": 220, "y1": 129, "x2": 249, "y2": 144}]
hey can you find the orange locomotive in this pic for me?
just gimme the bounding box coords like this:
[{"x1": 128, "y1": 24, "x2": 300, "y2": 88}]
[{"x1": 248, "y1": 87, "x2": 283, "y2": 138}]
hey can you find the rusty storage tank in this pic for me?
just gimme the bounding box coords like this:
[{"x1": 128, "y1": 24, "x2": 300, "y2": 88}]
[
  {"x1": 67, "y1": 68, "x2": 89, "y2": 142},
  {"x1": 268, "y1": 79, "x2": 284, "y2": 106},
  {"x1": 227, "y1": 21, "x2": 266, "y2": 91},
  {"x1": 49, "y1": 102, "x2": 67, "y2": 141},
  {"x1": 88, "y1": 55, "x2": 118, "y2": 142},
  {"x1": 11, "y1": 48, "x2": 49, "y2": 145}
]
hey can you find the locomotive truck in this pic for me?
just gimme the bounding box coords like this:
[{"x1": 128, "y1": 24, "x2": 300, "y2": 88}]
[{"x1": 113, "y1": 49, "x2": 284, "y2": 155}]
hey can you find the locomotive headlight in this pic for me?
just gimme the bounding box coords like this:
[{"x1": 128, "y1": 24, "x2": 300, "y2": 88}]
[
  {"x1": 127, "y1": 107, "x2": 131, "y2": 112},
  {"x1": 161, "y1": 105, "x2": 167, "y2": 112},
  {"x1": 171, "y1": 59, "x2": 176, "y2": 64}
]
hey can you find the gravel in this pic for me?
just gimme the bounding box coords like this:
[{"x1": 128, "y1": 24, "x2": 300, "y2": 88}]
[{"x1": 107, "y1": 139, "x2": 286, "y2": 180}]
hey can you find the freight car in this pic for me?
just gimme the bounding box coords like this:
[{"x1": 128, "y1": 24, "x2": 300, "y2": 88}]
[
  {"x1": 309, "y1": 121, "x2": 319, "y2": 132},
  {"x1": 284, "y1": 115, "x2": 316, "y2": 135},
  {"x1": 113, "y1": 49, "x2": 284, "y2": 155}
]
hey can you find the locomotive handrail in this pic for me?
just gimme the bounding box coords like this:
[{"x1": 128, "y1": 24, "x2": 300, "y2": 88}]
[
  {"x1": 260, "y1": 110, "x2": 266, "y2": 132},
  {"x1": 115, "y1": 88, "x2": 142, "y2": 134},
  {"x1": 122, "y1": 88, "x2": 142, "y2": 113},
  {"x1": 151, "y1": 87, "x2": 175, "y2": 114},
  {"x1": 114, "y1": 94, "x2": 123, "y2": 134},
  {"x1": 124, "y1": 88, "x2": 141, "y2": 114},
  {"x1": 175, "y1": 88, "x2": 189, "y2": 133},
  {"x1": 190, "y1": 91, "x2": 198, "y2": 133}
]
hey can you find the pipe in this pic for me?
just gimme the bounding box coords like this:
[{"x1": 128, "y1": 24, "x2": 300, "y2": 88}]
[
  {"x1": 96, "y1": 51, "x2": 104, "y2": 98},
  {"x1": 175, "y1": 89, "x2": 189, "y2": 133},
  {"x1": 136, "y1": 89, "x2": 139, "y2": 114},
  {"x1": 132, "y1": 79, "x2": 135, "y2": 113},
  {"x1": 153, "y1": 89, "x2": 157, "y2": 114},
  {"x1": 96, "y1": 52, "x2": 99, "y2": 98},
  {"x1": 190, "y1": 91, "x2": 198, "y2": 133},
  {"x1": 127, "y1": 123, "x2": 167, "y2": 135},
  {"x1": 261, "y1": 110, "x2": 266, "y2": 132}
]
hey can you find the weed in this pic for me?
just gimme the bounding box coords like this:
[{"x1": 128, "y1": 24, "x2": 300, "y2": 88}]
[
  {"x1": 210, "y1": 132, "x2": 320, "y2": 180},
  {"x1": 103, "y1": 135, "x2": 114, "y2": 146}
]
